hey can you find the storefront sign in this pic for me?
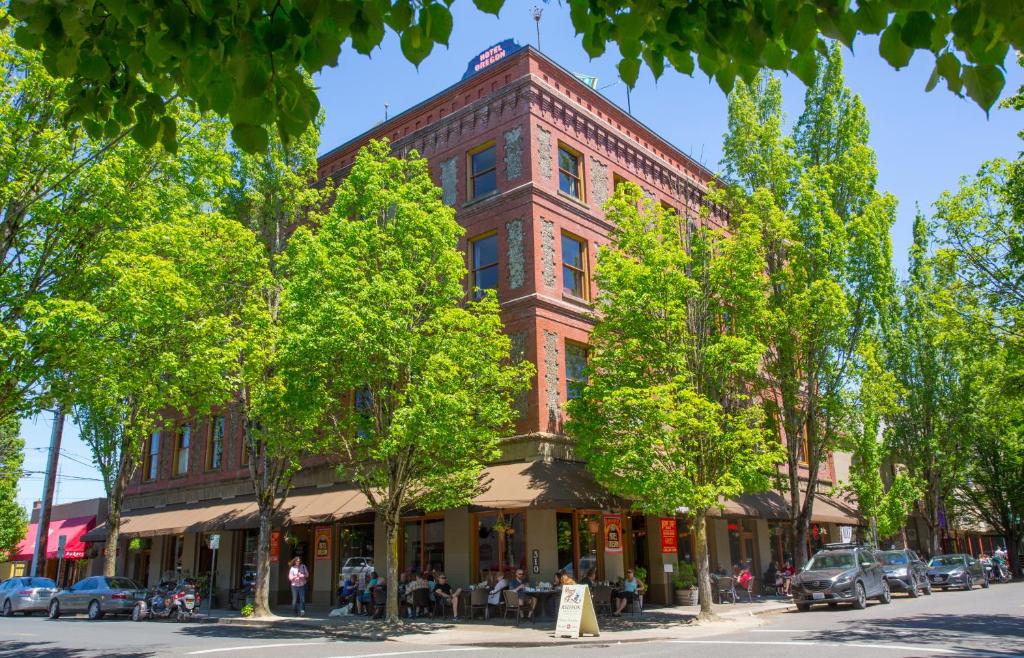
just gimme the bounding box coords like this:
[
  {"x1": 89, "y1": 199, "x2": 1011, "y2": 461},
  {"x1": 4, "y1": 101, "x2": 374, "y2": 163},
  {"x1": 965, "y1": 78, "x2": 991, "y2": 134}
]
[
  {"x1": 603, "y1": 515, "x2": 623, "y2": 553},
  {"x1": 208, "y1": 534, "x2": 220, "y2": 550},
  {"x1": 56, "y1": 535, "x2": 66, "y2": 560},
  {"x1": 660, "y1": 518, "x2": 677, "y2": 553},
  {"x1": 555, "y1": 585, "x2": 600, "y2": 638},
  {"x1": 462, "y1": 39, "x2": 523, "y2": 79},
  {"x1": 840, "y1": 525, "x2": 853, "y2": 543},
  {"x1": 531, "y1": 549, "x2": 541, "y2": 574},
  {"x1": 270, "y1": 531, "x2": 281, "y2": 563},
  {"x1": 314, "y1": 526, "x2": 331, "y2": 561}
]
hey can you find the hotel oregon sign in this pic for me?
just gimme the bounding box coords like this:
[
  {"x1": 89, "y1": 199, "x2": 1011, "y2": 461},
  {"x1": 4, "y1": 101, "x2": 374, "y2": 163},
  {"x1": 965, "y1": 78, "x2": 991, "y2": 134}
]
[{"x1": 462, "y1": 39, "x2": 523, "y2": 80}]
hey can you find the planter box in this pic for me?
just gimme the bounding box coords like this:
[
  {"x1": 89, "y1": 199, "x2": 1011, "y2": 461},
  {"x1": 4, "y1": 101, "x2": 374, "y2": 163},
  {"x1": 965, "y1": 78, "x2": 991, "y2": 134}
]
[{"x1": 674, "y1": 588, "x2": 698, "y2": 606}]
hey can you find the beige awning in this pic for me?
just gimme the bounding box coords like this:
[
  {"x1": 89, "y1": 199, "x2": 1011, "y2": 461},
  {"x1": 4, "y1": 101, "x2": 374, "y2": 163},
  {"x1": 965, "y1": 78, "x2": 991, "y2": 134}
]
[
  {"x1": 84, "y1": 486, "x2": 371, "y2": 541},
  {"x1": 471, "y1": 460, "x2": 627, "y2": 510},
  {"x1": 811, "y1": 493, "x2": 861, "y2": 525},
  {"x1": 715, "y1": 491, "x2": 792, "y2": 520}
]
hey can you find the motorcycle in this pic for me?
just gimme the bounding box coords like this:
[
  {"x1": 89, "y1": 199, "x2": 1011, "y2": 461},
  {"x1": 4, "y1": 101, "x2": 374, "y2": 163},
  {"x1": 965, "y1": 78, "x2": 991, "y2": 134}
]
[
  {"x1": 982, "y1": 558, "x2": 1012, "y2": 584},
  {"x1": 132, "y1": 578, "x2": 201, "y2": 622}
]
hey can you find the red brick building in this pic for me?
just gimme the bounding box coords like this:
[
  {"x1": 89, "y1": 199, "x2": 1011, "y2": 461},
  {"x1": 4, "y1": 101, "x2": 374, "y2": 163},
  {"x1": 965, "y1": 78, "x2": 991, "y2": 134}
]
[{"x1": 97, "y1": 42, "x2": 858, "y2": 608}]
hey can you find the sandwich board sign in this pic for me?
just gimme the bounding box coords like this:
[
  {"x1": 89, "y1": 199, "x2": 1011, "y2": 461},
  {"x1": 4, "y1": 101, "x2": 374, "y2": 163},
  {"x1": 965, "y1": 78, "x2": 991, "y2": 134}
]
[{"x1": 555, "y1": 584, "x2": 600, "y2": 638}]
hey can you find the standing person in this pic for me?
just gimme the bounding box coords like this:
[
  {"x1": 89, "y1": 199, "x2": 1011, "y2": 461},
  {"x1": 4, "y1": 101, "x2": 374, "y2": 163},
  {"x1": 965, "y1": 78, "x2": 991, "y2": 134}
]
[{"x1": 288, "y1": 557, "x2": 309, "y2": 616}]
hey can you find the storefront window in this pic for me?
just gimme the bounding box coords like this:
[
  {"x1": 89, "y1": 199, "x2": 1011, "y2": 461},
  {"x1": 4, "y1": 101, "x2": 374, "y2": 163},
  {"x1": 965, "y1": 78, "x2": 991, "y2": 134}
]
[
  {"x1": 240, "y1": 530, "x2": 257, "y2": 587},
  {"x1": 338, "y1": 524, "x2": 374, "y2": 568},
  {"x1": 403, "y1": 522, "x2": 421, "y2": 573},
  {"x1": 629, "y1": 514, "x2": 648, "y2": 573},
  {"x1": 402, "y1": 517, "x2": 445, "y2": 575},
  {"x1": 676, "y1": 518, "x2": 694, "y2": 563},
  {"x1": 557, "y1": 513, "x2": 574, "y2": 577},
  {"x1": 475, "y1": 512, "x2": 525, "y2": 579},
  {"x1": 163, "y1": 534, "x2": 184, "y2": 580},
  {"x1": 727, "y1": 518, "x2": 758, "y2": 571},
  {"x1": 577, "y1": 513, "x2": 601, "y2": 579}
]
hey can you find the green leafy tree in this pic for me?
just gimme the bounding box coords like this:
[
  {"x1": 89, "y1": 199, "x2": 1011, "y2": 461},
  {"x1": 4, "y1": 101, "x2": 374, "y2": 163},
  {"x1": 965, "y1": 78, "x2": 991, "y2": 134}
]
[
  {"x1": 280, "y1": 140, "x2": 532, "y2": 623},
  {"x1": 6, "y1": 1, "x2": 1016, "y2": 153},
  {"x1": 566, "y1": 183, "x2": 783, "y2": 619},
  {"x1": 36, "y1": 215, "x2": 268, "y2": 576},
  {"x1": 222, "y1": 112, "x2": 333, "y2": 618},
  {"x1": 722, "y1": 45, "x2": 896, "y2": 567},
  {"x1": 0, "y1": 417, "x2": 27, "y2": 561}
]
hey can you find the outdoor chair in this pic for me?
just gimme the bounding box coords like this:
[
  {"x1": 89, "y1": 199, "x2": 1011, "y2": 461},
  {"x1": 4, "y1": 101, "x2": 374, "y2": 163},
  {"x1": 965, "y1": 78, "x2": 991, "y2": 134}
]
[
  {"x1": 502, "y1": 589, "x2": 529, "y2": 625},
  {"x1": 469, "y1": 588, "x2": 490, "y2": 620},
  {"x1": 739, "y1": 576, "x2": 755, "y2": 602},
  {"x1": 434, "y1": 592, "x2": 457, "y2": 620},
  {"x1": 591, "y1": 585, "x2": 613, "y2": 616},
  {"x1": 412, "y1": 587, "x2": 432, "y2": 617},
  {"x1": 715, "y1": 576, "x2": 737, "y2": 604},
  {"x1": 371, "y1": 587, "x2": 387, "y2": 618},
  {"x1": 626, "y1": 588, "x2": 644, "y2": 616}
]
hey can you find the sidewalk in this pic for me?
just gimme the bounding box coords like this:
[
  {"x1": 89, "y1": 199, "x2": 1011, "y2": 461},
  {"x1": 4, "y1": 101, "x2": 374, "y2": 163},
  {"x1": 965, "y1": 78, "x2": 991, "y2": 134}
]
[{"x1": 197, "y1": 597, "x2": 794, "y2": 646}]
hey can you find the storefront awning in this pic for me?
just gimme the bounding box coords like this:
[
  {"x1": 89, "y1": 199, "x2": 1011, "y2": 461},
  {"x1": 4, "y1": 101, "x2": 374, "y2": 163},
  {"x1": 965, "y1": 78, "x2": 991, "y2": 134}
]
[
  {"x1": 471, "y1": 460, "x2": 627, "y2": 510},
  {"x1": 810, "y1": 493, "x2": 860, "y2": 525},
  {"x1": 716, "y1": 492, "x2": 792, "y2": 520},
  {"x1": 83, "y1": 486, "x2": 371, "y2": 541},
  {"x1": 13, "y1": 515, "x2": 96, "y2": 561}
]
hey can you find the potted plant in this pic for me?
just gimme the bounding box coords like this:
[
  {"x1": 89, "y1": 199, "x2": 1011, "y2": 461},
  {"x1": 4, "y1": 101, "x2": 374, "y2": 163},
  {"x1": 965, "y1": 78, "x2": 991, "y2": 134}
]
[{"x1": 673, "y1": 562, "x2": 698, "y2": 606}]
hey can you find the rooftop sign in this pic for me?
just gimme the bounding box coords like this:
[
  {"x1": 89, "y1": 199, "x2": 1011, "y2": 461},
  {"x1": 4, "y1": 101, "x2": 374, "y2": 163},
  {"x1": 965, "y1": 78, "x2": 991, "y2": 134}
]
[{"x1": 462, "y1": 39, "x2": 522, "y2": 80}]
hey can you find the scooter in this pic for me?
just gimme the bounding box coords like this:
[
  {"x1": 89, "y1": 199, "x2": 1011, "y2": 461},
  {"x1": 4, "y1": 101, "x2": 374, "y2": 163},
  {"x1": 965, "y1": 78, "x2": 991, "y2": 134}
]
[{"x1": 132, "y1": 578, "x2": 201, "y2": 622}]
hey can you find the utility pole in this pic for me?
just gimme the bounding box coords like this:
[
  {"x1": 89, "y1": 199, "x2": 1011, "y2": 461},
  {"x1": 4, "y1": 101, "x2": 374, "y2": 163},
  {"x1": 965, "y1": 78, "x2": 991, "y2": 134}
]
[
  {"x1": 532, "y1": 6, "x2": 543, "y2": 50},
  {"x1": 30, "y1": 406, "x2": 65, "y2": 577}
]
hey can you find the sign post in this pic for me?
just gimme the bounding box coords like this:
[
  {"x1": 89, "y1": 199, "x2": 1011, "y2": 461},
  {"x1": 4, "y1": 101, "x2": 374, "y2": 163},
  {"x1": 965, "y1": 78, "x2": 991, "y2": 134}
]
[
  {"x1": 208, "y1": 534, "x2": 220, "y2": 613},
  {"x1": 554, "y1": 584, "x2": 600, "y2": 638},
  {"x1": 56, "y1": 535, "x2": 66, "y2": 588}
]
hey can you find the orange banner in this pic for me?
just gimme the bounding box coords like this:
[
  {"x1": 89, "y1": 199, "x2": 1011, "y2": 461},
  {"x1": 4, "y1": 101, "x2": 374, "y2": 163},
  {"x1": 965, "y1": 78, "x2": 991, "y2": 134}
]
[
  {"x1": 270, "y1": 530, "x2": 281, "y2": 562},
  {"x1": 314, "y1": 526, "x2": 332, "y2": 561},
  {"x1": 660, "y1": 518, "x2": 677, "y2": 553},
  {"x1": 604, "y1": 515, "x2": 623, "y2": 553}
]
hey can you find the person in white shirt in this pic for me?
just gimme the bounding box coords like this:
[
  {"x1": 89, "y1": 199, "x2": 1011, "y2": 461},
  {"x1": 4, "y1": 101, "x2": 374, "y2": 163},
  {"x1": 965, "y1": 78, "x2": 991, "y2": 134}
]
[
  {"x1": 288, "y1": 557, "x2": 309, "y2": 616},
  {"x1": 488, "y1": 571, "x2": 509, "y2": 606}
]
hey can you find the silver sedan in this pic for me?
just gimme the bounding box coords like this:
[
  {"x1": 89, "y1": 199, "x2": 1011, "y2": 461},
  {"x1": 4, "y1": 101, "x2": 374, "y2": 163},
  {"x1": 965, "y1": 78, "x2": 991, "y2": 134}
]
[
  {"x1": 0, "y1": 577, "x2": 59, "y2": 616},
  {"x1": 48, "y1": 576, "x2": 147, "y2": 620}
]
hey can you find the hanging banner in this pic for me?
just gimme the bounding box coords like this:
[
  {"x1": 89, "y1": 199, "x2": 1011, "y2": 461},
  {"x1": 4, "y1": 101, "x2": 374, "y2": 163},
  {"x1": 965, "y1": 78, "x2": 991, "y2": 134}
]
[
  {"x1": 314, "y1": 526, "x2": 332, "y2": 561},
  {"x1": 603, "y1": 515, "x2": 623, "y2": 553},
  {"x1": 660, "y1": 518, "x2": 678, "y2": 553},
  {"x1": 555, "y1": 584, "x2": 600, "y2": 638},
  {"x1": 270, "y1": 531, "x2": 281, "y2": 563}
]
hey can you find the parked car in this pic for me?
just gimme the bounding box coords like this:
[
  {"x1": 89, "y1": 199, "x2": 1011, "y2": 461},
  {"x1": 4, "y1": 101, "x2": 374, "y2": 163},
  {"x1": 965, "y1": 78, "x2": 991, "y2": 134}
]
[
  {"x1": 877, "y1": 549, "x2": 932, "y2": 597},
  {"x1": 926, "y1": 554, "x2": 988, "y2": 591},
  {"x1": 340, "y1": 557, "x2": 374, "y2": 587},
  {"x1": 791, "y1": 544, "x2": 891, "y2": 611},
  {"x1": 48, "y1": 576, "x2": 147, "y2": 620},
  {"x1": 0, "y1": 577, "x2": 59, "y2": 616}
]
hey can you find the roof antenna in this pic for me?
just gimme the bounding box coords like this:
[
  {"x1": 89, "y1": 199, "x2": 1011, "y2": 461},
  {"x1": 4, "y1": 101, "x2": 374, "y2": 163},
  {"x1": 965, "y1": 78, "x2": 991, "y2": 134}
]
[
  {"x1": 384, "y1": 102, "x2": 389, "y2": 122},
  {"x1": 532, "y1": 6, "x2": 543, "y2": 50}
]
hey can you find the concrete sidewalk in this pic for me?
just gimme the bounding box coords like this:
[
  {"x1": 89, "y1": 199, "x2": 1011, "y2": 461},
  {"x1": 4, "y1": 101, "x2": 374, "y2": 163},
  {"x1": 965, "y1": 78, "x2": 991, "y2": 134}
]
[{"x1": 197, "y1": 597, "x2": 795, "y2": 646}]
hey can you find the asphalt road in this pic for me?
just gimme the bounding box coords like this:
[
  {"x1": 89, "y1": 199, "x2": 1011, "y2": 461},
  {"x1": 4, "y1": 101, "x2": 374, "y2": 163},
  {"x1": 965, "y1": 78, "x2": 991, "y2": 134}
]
[{"x1": 2, "y1": 582, "x2": 1022, "y2": 658}]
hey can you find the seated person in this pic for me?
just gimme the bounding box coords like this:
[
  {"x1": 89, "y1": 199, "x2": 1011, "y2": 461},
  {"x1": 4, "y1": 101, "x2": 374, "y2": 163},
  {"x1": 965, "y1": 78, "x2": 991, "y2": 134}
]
[
  {"x1": 360, "y1": 571, "x2": 380, "y2": 615},
  {"x1": 407, "y1": 572, "x2": 430, "y2": 618},
  {"x1": 557, "y1": 569, "x2": 576, "y2": 586},
  {"x1": 338, "y1": 574, "x2": 359, "y2": 612},
  {"x1": 510, "y1": 568, "x2": 538, "y2": 617},
  {"x1": 579, "y1": 568, "x2": 597, "y2": 587},
  {"x1": 488, "y1": 570, "x2": 510, "y2": 606},
  {"x1": 613, "y1": 568, "x2": 642, "y2": 616},
  {"x1": 432, "y1": 573, "x2": 463, "y2": 620}
]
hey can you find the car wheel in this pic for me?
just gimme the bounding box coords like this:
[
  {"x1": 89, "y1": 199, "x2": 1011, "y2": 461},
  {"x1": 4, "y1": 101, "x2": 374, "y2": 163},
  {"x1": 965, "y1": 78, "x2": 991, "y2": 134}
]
[
  {"x1": 2, "y1": 600, "x2": 12, "y2": 617},
  {"x1": 87, "y1": 600, "x2": 104, "y2": 620},
  {"x1": 879, "y1": 582, "x2": 892, "y2": 604},
  {"x1": 924, "y1": 582, "x2": 933, "y2": 595},
  {"x1": 795, "y1": 603, "x2": 810, "y2": 612},
  {"x1": 131, "y1": 604, "x2": 144, "y2": 622},
  {"x1": 908, "y1": 580, "x2": 920, "y2": 598},
  {"x1": 852, "y1": 583, "x2": 867, "y2": 610},
  {"x1": 48, "y1": 601, "x2": 60, "y2": 619},
  {"x1": 964, "y1": 576, "x2": 973, "y2": 591}
]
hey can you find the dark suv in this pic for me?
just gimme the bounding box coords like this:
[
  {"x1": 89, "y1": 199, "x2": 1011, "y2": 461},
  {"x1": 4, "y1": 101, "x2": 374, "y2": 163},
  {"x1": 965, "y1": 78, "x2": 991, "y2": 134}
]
[
  {"x1": 878, "y1": 549, "x2": 932, "y2": 597},
  {"x1": 791, "y1": 544, "x2": 891, "y2": 611}
]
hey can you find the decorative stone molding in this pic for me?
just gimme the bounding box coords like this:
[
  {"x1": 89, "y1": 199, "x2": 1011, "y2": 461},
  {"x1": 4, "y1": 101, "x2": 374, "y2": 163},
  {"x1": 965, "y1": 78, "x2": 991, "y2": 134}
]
[
  {"x1": 543, "y1": 330, "x2": 560, "y2": 423},
  {"x1": 590, "y1": 157, "x2": 609, "y2": 207},
  {"x1": 536, "y1": 126, "x2": 553, "y2": 180},
  {"x1": 509, "y1": 331, "x2": 529, "y2": 416},
  {"x1": 504, "y1": 126, "x2": 522, "y2": 181},
  {"x1": 440, "y1": 157, "x2": 457, "y2": 206},
  {"x1": 505, "y1": 218, "x2": 525, "y2": 289},
  {"x1": 540, "y1": 219, "x2": 556, "y2": 288}
]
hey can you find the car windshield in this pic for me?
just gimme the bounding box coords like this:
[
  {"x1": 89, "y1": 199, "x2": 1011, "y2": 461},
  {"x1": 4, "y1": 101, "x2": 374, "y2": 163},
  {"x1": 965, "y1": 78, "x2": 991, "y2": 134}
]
[
  {"x1": 106, "y1": 577, "x2": 139, "y2": 590},
  {"x1": 879, "y1": 552, "x2": 908, "y2": 565},
  {"x1": 805, "y1": 553, "x2": 855, "y2": 570},
  {"x1": 30, "y1": 578, "x2": 56, "y2": 587},
  {"x1": 928, "y1": 556, "x2": 963, "y2": 567}
]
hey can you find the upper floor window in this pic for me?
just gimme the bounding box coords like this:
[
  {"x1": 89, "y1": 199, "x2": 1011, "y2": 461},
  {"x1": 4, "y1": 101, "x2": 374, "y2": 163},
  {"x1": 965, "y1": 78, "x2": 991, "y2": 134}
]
[
  {"x1": 354, "y1": 386, "x2": 373, "y2": 438},
  {"x1": 468, "y1": 142, "x2": 497, "y2": 200},
  {"x1": 565, "y1": 342, "x2": 589, "y2": 401},
  {"x1": 613, "y1": 173, "x2": 629, "y2": 193},
  {"x1": 470, "y1": 232, "x2": 498, "y2": 299},
  {"x1": 174, "y1": 424, "x2": 190, "y2": 476},
  {"x1": 144, "y1": 431, "x2": 160, "y2": 481},
  {"x1": 561, "y1": 233, "x2": 588, "y2": 300},
  {"x1": 207, "y1": 416, "x2": 224, "y2": 470},
  {"x1": 558, "y1": 145, "x2": 583, "y2": 199}
]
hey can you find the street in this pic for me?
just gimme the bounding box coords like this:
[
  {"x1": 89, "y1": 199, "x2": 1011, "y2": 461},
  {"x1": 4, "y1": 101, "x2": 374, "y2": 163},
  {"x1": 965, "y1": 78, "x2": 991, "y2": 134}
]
[{"x1": 2, "y1": 582, "x2": 1022, "y2": 657}]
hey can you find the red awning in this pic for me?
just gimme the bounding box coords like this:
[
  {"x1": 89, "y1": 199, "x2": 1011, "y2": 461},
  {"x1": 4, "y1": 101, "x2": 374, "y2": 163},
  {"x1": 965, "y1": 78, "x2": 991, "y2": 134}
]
[{"x1": 13, "y1": 515, "x2": 96, "y2": 561}]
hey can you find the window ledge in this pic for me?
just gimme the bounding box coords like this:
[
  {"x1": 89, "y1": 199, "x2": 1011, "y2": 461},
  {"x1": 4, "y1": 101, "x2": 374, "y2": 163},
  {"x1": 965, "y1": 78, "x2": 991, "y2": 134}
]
[
  {"x1": 557, "y1": 190, "x2": 589, "y2": 210},
  {"x1": 463, "y1": 190, "x2": 499, "y2": 209},
  {"x1": 562, "y1": 293, "x2": 593, "y2": 309}
]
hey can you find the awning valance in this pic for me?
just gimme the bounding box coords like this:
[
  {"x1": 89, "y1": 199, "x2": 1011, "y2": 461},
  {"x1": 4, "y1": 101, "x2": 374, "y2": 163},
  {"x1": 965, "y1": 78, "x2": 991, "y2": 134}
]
[
  {"x1": 14, "y1": 515, "x2": 96, "y2": 561},
  {"x1": 708, "y1": 491, "x2": 861, "y2": 525},
  {"x1": 84, "y1": 486, "x2": 371, "y2": 541},
  {"x1": 471, "y1": 460, "x2": 628, "y2": 510}
]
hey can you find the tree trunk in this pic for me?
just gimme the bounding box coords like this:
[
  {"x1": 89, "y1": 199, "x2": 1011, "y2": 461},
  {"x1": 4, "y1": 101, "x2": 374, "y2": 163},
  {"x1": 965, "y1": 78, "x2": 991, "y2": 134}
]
[
  {"x1": 253, "y1": 505, "x2": 273, "y2": 617},
  {"x1": 693, "y1": 509, "x2": 715, "y2": 621},
  {"x1": 384, "y1": 510, "x2": 401, "y2": 624},
  {"x1": 104, "y1": 513, "x2": 120, "y2": 577}
]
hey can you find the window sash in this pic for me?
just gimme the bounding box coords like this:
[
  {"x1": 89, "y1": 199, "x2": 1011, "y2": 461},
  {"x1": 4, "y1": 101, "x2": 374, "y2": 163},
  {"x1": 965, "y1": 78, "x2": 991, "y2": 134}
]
[
  {"x1": 175, "y1": 425, "x2": 190, "y2": 476},
  {"x1": 565, "y1": 343, "x2": 588, "y2": 400},
  {"x1": 469, "y1": 145, "x2": 497, "y2": 199},
  {"x1": 558, "y1": 148, "x2": 581, "y2": 198},
  {"x1": 561, "y1": 235, "x2": 587, "y2": 299},
  {"x1": 145, "y1": 431, "x2": 159, "y2": 481},
  {"x1": 471, "y1": 234, "x2": 498, "y2": 299},
  {"x1": 208, "y1": 416, "x2": 224, "y2": 470}
]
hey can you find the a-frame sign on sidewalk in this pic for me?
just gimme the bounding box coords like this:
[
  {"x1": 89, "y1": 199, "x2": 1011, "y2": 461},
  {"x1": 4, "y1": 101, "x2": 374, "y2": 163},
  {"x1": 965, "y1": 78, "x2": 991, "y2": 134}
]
[{"x1": 555, "y1": 584, "x2": 600, "y2": 638}]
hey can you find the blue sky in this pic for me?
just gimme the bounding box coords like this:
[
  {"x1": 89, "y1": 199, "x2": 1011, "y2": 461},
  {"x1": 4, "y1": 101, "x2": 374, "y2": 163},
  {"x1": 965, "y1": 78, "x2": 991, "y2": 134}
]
[{"x1": 16, "y1": 2, "x2": 1023, "y2": 512}]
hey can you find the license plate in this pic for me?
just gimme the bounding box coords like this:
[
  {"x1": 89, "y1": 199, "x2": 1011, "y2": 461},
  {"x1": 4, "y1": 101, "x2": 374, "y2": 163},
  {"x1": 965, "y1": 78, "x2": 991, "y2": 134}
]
[
  {"x1": 184, "y1": 597, "x2": 195, "y2": 609},
  {"x1": 812, "y1": 592, "x2": 825, "y2": 600}
]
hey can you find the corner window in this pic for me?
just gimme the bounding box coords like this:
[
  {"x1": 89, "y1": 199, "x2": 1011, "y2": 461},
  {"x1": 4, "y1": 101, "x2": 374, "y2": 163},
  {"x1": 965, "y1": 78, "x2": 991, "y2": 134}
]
[
  {"x1": 144, "y1": 431, "x2": 160, "y2": 481},
  {"x1": 207, "y1": 416, "x2": 224, "y2": 470},
  {"x1": 561, "y1": 233, "x2": 588, "y2": 300},
  {"x1": 174, "y1": 424, "x2": 190, "y2": 476},
  {"x1": 470, "y1": 232, "x2": 499, "y2": 299},
  {"x1": 613, "y1": 173, "x2": 629, "y2": 193},
  {"x1": 558, "y1": 145, "x2": 583, "y2": 199},
  {"x1": 468, "y1": 142, "x2": 497, "y2": 200},
  {"x1": 565, "y1": 342, "x2": 589, "y2": 401}
]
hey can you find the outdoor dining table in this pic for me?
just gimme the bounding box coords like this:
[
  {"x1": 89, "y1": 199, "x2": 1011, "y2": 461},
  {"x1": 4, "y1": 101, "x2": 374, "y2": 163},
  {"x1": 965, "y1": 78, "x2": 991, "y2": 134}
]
[{"x1": 523, "y1": 587, "x2": 561, "y2": 619}]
